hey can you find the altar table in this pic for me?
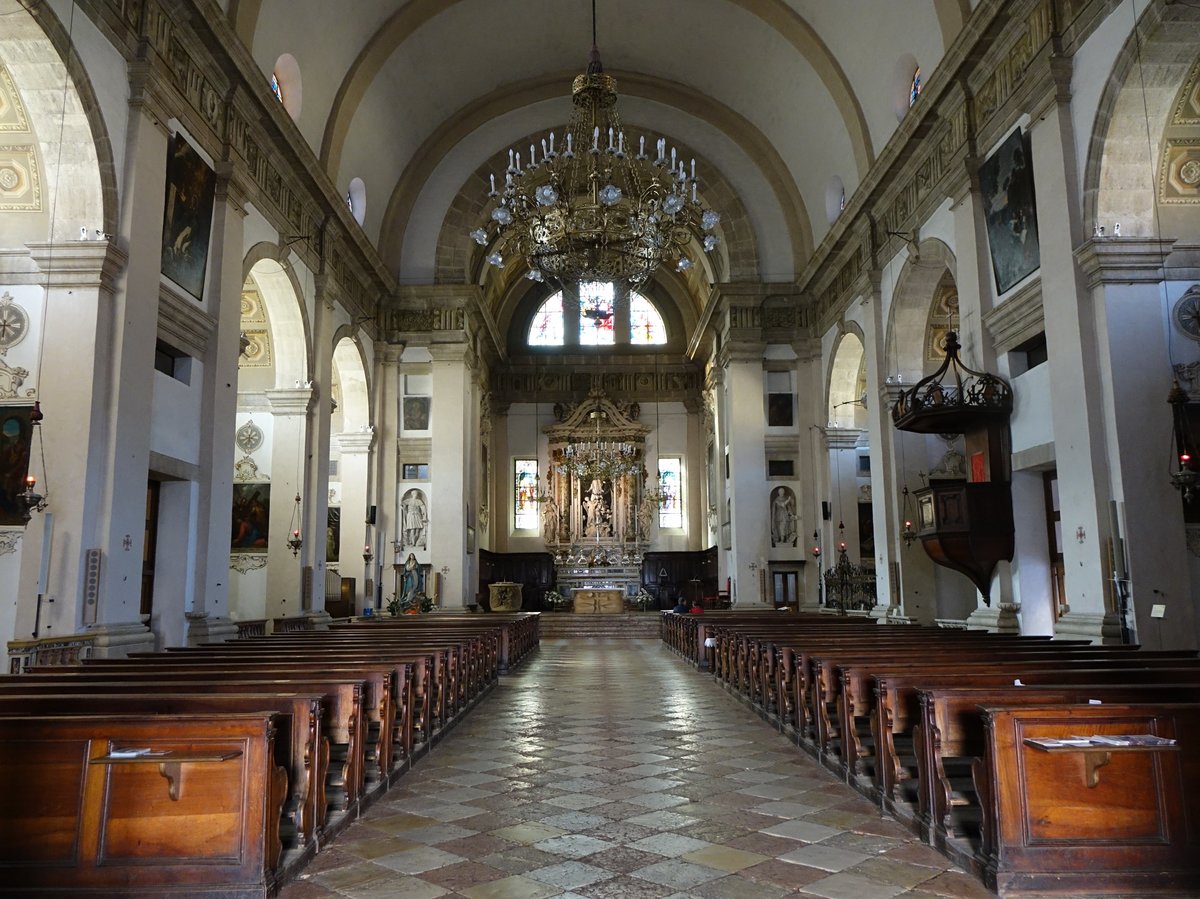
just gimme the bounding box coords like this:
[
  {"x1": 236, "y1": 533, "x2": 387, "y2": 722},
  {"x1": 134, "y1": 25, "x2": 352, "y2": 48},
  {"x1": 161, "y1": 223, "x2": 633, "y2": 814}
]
[{"x1": 573, "y1": 588, "x2": 624, "y2": 613}]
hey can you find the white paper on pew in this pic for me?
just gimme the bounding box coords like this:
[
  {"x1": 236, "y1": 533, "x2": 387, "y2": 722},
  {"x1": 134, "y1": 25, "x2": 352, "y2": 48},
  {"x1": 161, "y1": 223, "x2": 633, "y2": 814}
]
[
  {"x1": 704, "y1": 637, "x2": 717, "y2": 647},
  {"x1": 1089, "y1": 699, "x2": 1102, "y2": 704},
  {"x1": 1014, "y1": 678, "x2": 1024, "y2": 686},
  {"x1": 109, "y1": 748, "x2": 152, "y2": 758}
]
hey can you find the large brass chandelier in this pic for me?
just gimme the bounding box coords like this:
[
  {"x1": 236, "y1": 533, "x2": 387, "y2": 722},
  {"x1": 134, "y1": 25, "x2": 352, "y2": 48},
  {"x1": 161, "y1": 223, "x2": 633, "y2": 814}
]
[
  {"x1": 554, "y1": 410, "x2": 641, "y2": 481},
  {"x1": 470, "y1": 3, "x2": 721, "y2": 286}
]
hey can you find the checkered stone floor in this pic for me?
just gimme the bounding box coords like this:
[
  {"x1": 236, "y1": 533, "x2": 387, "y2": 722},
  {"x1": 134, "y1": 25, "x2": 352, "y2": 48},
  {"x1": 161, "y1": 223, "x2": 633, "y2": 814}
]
[{"x1": 281, "y1": 639, "x2": 990, "y2": 899}]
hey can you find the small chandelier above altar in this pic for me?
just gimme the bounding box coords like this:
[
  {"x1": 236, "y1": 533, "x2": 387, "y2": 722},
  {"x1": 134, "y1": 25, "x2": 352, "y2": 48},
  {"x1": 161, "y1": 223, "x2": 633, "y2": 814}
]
[{"x1": 555, "y1": 410, "x2": 640, "y2": 481}]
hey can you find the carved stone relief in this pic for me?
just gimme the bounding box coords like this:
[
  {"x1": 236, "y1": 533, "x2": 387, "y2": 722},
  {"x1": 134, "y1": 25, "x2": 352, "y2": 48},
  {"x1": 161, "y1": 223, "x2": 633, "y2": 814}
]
[
  {"x1": 0, "y1": 66, "x2": 31, "y2": 133},
  {"x1": 236, "y1": 419, "x2": 264, "y2": 454},
  {"x1": 0, "y1": 357, "x2": 30, "y2": 399},
  {"x1": 0, "y1": 529, "x2": 21, "y2": 556},
  {"x1": 0, "y1": 145, "x2": 41, "y2": 211},
  {"x1": 239, "y1": 329, "x2": 271, "y2": 366},
  {"x1": 230, "y1": 554, "x2": 268, "y2": 574},
  {"x1": 234, "y1": 455, "x2": 265, "y2": 481}
]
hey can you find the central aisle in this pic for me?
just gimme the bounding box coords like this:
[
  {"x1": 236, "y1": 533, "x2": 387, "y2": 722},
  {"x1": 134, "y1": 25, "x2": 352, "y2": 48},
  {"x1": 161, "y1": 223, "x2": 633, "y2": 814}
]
[{"x1": 284, "y1": 640, "x2": 988, "y2": 899}]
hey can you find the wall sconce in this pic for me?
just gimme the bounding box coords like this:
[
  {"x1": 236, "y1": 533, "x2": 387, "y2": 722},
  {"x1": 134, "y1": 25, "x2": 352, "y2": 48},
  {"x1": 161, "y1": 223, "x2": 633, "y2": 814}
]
[{"x1": 363, "y1": 544, "x2": 373, "y2": 563}]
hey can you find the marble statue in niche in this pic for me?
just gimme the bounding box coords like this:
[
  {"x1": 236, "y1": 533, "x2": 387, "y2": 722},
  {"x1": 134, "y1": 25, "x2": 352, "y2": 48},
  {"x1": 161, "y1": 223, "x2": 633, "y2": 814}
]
[
  {"x1": 770, "y1": 485, "x2": 797, "y2": 548},
  {"x1": 400, "y1": 488, "x2": 428, "y2": 550}
]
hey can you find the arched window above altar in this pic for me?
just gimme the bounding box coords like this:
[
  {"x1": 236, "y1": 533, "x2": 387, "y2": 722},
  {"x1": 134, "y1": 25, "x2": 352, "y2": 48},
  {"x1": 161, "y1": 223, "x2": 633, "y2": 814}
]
[{"x1": 526, "y1": 282, "x2": 668, "y2": 348}]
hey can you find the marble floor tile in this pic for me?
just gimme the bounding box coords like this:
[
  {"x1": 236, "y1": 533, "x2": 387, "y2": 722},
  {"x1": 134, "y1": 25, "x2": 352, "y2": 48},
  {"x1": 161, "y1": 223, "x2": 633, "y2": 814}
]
[{"x1": 278, "y1": 641, "x2": 983, "y2": 899}]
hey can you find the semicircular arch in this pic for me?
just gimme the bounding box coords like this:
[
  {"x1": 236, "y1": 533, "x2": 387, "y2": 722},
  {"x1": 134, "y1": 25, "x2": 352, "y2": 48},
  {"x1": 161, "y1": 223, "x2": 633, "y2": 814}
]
[
  {"x1": 331, "y1": 330, "x2": 372, "y2": 431},
  {"x1": 827, "y1": 325, "x2": 867, "y2": 429},
  {"x1": 384, "y1": 70, "x2": 804, "y2": 282},
  {"x1": 242, "y1": 244, "x2": 313, "y2": 387},
  {"x1": 883, "y1": 238, "x2": 957, "y2": 383}
]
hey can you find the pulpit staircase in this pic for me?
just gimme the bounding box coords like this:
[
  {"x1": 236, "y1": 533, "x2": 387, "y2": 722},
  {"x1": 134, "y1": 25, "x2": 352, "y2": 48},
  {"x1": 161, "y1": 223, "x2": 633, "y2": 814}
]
[{"x1": 537, "y1": 612, "x2": 662, "y2": 640}]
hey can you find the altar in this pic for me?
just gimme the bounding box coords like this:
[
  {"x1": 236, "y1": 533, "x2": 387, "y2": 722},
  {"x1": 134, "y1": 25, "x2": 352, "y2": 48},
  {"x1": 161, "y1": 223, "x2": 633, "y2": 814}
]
[{"x1": 573, "y1": 588, "x2": 625, "y2": 614}]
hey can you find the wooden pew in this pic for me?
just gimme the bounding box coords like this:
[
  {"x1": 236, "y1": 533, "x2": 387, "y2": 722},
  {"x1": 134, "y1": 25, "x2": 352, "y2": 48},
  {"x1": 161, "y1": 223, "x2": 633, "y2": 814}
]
[
  {"x1": 977, "y1": 702, "x2": 1200, "y2": 897},
  {"x1": 915, "y1": 680, "x2": 1200, "y2": 859},
  {"x1": 13, "y1": 669, "x2": 366, "y2": 833},
  {"x1": 0, "y1": 712, "x2": 288, "y2": 898},
  {"x1": 0, "y1": 691, "x2": 321, "y2": 854}
]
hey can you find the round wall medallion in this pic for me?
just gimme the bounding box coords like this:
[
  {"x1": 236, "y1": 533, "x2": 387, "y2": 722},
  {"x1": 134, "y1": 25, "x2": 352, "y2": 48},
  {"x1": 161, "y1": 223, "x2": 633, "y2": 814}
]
[
  {"x1": 0, "y1": 292, "x2": 29, "y2": 355},
  {"x1": 1174, "y1": 285, "x2": 1200, "y2": 343},
  {"x1": 235, "y1": 419, "x2": 264, "y2": 454}
]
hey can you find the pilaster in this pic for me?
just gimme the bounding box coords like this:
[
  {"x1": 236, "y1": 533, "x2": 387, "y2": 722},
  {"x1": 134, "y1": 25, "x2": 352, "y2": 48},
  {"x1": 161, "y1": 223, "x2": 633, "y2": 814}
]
[
  {"x1": 338, "y1": 430, "x2": 376, "y2": 613},
  {"x1": 264, "y1": 386, "x2": 314, "y2": 620},
  {"x1": 1028, "y1": 84, "x2": 1119, "y2": 643},
  {"x1": 429, "y1": 341, "x2": 473, "y2": 607}
]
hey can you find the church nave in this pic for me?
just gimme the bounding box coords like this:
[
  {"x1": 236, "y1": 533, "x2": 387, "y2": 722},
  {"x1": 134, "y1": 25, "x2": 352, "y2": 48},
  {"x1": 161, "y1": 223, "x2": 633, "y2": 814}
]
[{"x1": 283, "y1": 642, "x2": 986, "y2": 899}]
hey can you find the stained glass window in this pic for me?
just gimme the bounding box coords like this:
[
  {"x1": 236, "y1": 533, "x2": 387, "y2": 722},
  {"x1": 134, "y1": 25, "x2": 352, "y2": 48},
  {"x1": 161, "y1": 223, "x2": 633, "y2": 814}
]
[
  {"x1": 270, "y1": 73, "x2": 284, "y2": 104},
  {"x1": 514, "y1": 459, "x2": 539, "y2": 530},
  {"x1": 839, "y1": 189, "x2": 846, "y2": 212},
  {"x1": 528, "y1": 292, "x2": 564, "y2": 346},
  {"x1": 630, "y1": 293, "x2": 667, "y2": 345},
  {"x1": 658, "y1": 457, "x2": 683, "y2": 529},
  {"x1": 346, "y1": 192, "x2": 354, "y2": 214},
  {"x1": 578, "y1": 281, "x2": 615, "y2": 345},
  {"x1": 909, "y1": 67, "x2": 921, "y2": 107}
]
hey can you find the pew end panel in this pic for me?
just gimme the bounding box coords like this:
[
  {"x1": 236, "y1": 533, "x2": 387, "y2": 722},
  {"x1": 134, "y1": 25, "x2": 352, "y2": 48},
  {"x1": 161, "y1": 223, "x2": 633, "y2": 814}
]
[
  {"x1": 978, "y1": 702, "x2": 1200, "y2": 897},
  {"x1": 0, "y1": 712, "x2": 288, "y2": 898}
]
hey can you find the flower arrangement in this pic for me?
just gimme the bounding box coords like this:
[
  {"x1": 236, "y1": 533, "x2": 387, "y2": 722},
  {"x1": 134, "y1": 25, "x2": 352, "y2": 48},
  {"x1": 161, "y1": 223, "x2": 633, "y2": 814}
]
[
  {"x1": 544, "y1": 590, "x2": 569, "y2": 611},
  {"x1": 634, "y1": 588, "x2": 656, "y2": 611}
]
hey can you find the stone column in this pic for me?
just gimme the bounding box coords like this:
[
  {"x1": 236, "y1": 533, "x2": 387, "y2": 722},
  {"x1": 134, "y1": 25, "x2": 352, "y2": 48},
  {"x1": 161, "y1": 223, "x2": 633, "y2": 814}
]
[
  {"x1": 305, "y1": 281, "x2": 335, "y2": 617},
  {"x1": 429, "y1": 342, "x2": 472, "y2": 607},
  {"x1": 721, "y1": 347, "x2": 770, "y2": 606},
  {"x1": 338, "y1": 430, "x2": 375, "y2": 612},
  {"x1": 1075, "y1": 238, "x2": 1196, "y2": 649},
  {"x1": 188, "y1": 166, "x2": 251, "y2": 646},
  {"x1": 18, "y1": 243, "x2": 130, "y2": 651},
  {"x1": 1028, "y1": 66, "x2": 1121, "y2": 643},
  {"x1": 373, "y1": 343, "x2": 402, "y2": 590},
  {"x1": 265, "y1": 387, "x2": 313, "y2": 621},
  {"x1": 860, "y1": 272, "x2": 899, "y2": 618}
]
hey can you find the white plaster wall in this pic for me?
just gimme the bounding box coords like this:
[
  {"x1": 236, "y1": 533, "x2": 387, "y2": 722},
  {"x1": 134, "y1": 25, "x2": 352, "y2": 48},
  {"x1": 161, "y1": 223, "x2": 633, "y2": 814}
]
[
  {"x1": 0, "y1": 284, "x2": 44, "y2": 398},
  {"x1": 1009, "y1": 362, "x2": 1053, "y2": 454},
  {"x1": 0, "y1": 535, "x2": 23, "y2": 653},
  {"x1": 227, "y1": 566, "x2": 267, "y2": 621},
  {"x1": 150, "y1": 364, "x2": 203, "y2": 465}
]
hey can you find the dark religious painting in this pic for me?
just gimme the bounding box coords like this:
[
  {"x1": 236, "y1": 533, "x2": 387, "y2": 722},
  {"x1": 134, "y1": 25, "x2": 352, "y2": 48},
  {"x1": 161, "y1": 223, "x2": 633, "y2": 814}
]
[
  {"x1": 979, "y1": 128, "x2": 1040, "y2": 295},
  {"x1": 403, "y1": 396, "x2": 431, "y2": 431},
  {"x1": 326, "y1": 506, "x2": 341, "y2": 563},
  {"x1": 767, "y1": 392, "x2": 794, "y2": 427},
  {"x1": 0, "y1": 405, "x2": 35, "y2": 527},
  {"x1": 858, "y1": 502, "x2": 875, "y2": 569},
  {"x1": 230, "y1": 484, "x2": 270, "y2": 552},
  {"x1": 161, "y1": 132, "x2": 216, "y2": 301}
]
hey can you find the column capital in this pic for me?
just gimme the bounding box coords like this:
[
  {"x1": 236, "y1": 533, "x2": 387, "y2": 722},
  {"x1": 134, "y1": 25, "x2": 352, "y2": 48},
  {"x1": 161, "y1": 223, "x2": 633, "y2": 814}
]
[
  {"x1": 825, "y1": 427, "x2": 864, "y2": 450},
  {"x1": 1073, "y1": 237, "x2": 1178, "y2": 289},
  {"x1": 265, "y1": 386, "x2": 315, "y2": 415},
  {"x1": 126, "y1": 60, "x2": 173, "y2": 136},
  {"x1": 337, "y1": 430, "x2": 376, "y2": 454},
  {"x1": 428, "y1": 341, "x2": 474, "y2": 365},
  {"x1": 214, "y1": 163, "x2": 253, "y2": 218},
  {"x1": 26, "y1": 241, "x2": 128, "y2": 292}
]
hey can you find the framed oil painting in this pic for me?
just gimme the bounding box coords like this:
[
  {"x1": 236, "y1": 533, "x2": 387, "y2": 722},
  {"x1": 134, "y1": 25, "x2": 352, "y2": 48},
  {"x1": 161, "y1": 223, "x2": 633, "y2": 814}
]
[
  {"x1": 231, "y1": 483, "x2": 270, "y2": 552},
  {"x1": 0, "y1": 405, "x2": 35, "y2": 527},
  {"x1": 979, "y1": 127, "x2": 1040, "y2": 295},
  {"x1": 403, "y1": 396, "x2": 431, "y2": 431},
  {"x1": 326, "y1": 506, "x2": 341, "y2": 563},
  {"x1": 161, "y1": 132, "x2": 216, "y2": 301}
]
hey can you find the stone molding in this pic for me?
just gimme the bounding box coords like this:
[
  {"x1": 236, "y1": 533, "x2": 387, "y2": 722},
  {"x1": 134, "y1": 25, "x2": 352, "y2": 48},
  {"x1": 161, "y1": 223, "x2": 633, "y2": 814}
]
[
  {"x1": 158, "y1": 280, "x2": 217, "y2": 359},
  {"x1": 85, "y1": 621, "x2": 155, "y2": 659},
  {"x1": 982, "y1": 277, "x2": 1044, "y2": 354},
  {"x1": 1054, "y1": 609, "x2": 1126, "y2": 644},
  {"x1": 337, "y1": 431, "x2": 376, "y2": 454},
  {"x1": 185, "y1": 614, "x2": 240, "y2": 646},
  {"x1": 27, "y1": 241, "x2": 127, "y2": 292},
  {"x1": 825, "y1": 427, "x2": 863, "y2": 450},
  {"x1": 265, "y1": 387, "x2": 315, "y2": 415},
  {"x1": 1074, "y1": 237, "x2": 1179, "y2": 288}
]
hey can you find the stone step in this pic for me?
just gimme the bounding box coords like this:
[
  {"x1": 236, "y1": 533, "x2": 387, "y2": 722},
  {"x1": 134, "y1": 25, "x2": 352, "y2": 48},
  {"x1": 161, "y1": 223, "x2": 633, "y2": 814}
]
[{"x1": 536, "y1": 613, "x2": 663, "y2": 639}]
